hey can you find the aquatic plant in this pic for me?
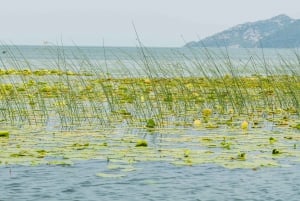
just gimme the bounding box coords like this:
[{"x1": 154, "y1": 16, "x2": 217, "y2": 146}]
[
  {"x1": 146, "y1": 119, "x2": 156, "y2": 128},
  {"x1": 135, "y1": 139, "x2": 148, "y2": 147},
  {"x1": 0, "y1": 44, "x2": 299, "y2": 170},
  {"x1": 193, "y1": 119, "x2": 201, "y2": 127},
  {"x1": 241, "y1": 121, "x2": 249, "y2": 129},
  {"x1": 0, "y1": 131, "x2": 9, "y2": 137}
]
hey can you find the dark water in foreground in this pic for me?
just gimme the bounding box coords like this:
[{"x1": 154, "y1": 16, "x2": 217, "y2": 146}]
[{"x1": 1, "y1": 161, "x2": 300, "y2": 201}]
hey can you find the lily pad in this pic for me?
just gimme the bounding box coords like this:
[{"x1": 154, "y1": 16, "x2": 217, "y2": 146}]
[
  {"x1": 135, "y1": 139, "x2": 148, "y2": 147},
  {"x1": 0, "y1": 131, "x2": 9, "y2": 137}
]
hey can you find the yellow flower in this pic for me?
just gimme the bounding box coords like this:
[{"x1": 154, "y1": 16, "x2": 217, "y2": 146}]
[
  {"x1": 202, "y1": 108, "x2": 212, "y2": 117},
  {"x1": 193, "y1": 119, "x2": 201, "y2": 127},
  {"x1": 241, "y1": 121, "x2": 249, "y2": 129},
  {"x1": 229, "y1": 109, "x2": 234, "y2": 114},
  {"x1": 144, "y1": 79, "x2": 151, "y2": 84},
  {"x1": 184, "y1": 149, "x2": 190, "y2": 157}
]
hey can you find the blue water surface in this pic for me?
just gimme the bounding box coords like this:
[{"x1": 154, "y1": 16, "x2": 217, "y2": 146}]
[{"x1": 1, "y1": 160, "x2": 300, "y2": 201}]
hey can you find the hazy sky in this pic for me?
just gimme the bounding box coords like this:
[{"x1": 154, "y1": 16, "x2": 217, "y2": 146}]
[{"x1": 0, "y1": 0, "x2": 300, "y2": 47}]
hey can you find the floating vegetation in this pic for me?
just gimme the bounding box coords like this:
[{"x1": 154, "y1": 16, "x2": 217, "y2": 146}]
[
  {"x1": 294, "y1": 124, "x2": 300, "y2": 129},
  {"x1": 0, "y1": 45, "x2": 300, "y2": 170},
  {"x1": 193, "y1": 119, "x2": 201, "y2": 127},
  {"x1": 0, "y1": 124, "x2": 298, "y2": 170},
  {"x1": 236, "y1": 152, "x2": 246, "y2": 161},
  {"x1": 146, "y1": 119, "x2": 156, "y2": 128},
  {"x1": 135, "y1": 139, "x2": 148, "y2": 147},
  {"x1": 269, "y1": 137, "x2": 277, "y2": 144},
  {"x1": 184, "y1": 149, "x2": 191, "y2": 158},
  {"x1": 46, "y1": 160, "x2": 73, "y2": 166},
  {"x1": 272, "y1": 149, "x2": 281, "y2": 155},
  {"x1": 0, "y1": 131, "x2": 9, "y2": 137},
  {"x1": 241, "y1": 121, "x2": 249, "y2": 130},
  {"x1": 96, "y1": 172, "x2": 126, "y2": 178}
]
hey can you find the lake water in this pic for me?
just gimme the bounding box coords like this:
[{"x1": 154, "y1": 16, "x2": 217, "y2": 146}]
[
  {"x1": 1, "y1": 46, "x2": 300, "y2": 200},
  {"x1": 1, "y1": 161, "x2": 300, "y2": 201},
  {"x1": 1, "y1": 45, "x2": 299, "y2": 77}
]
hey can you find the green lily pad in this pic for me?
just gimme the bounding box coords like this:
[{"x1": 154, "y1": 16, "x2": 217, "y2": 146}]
[
  {"x1": 135, "y1": 139, "x2": 148, "y2": 147},
  {"x1": 0, "y1": 131, "x2": 9, "y2": 137},
  {"x1": 146, "y1": 119, "x2": 156, "y2": 128}
]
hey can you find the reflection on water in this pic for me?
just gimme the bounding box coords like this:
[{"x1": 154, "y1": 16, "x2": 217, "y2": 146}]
[{"x1": 1, "y1": 161, "x2": 300, "y2": 201}]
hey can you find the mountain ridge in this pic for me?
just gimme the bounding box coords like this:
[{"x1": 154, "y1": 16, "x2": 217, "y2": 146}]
[{"x1": 185, "y1": 14, "x2": 300, "y2": 48}]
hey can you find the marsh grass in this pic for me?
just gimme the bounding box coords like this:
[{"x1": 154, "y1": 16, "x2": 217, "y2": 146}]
[
  {"x1": 0, "y1": 44, "x2": 299, "y2": 131},
  {"x1": 2, "y1": 44, "x2": 300, "y2": 169}
]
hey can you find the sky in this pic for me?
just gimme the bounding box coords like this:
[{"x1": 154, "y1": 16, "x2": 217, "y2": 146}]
[{"x1": 0, "y1": 0, "x2": 300, "y2": 47}]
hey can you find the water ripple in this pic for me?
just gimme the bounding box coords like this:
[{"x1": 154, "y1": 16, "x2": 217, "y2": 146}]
[{"x1": 1, "y1": 161, "x2": 300, "y2": 201}]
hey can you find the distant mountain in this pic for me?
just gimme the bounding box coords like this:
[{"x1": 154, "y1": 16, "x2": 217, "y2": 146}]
[{"x1": 185, "y1": 14, "x2": 300, "y2": 48}]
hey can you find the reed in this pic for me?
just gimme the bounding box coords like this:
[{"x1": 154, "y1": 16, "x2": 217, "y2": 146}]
[{"x1": 0, "y1": 44, "x2": 299, "y2": 130}]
